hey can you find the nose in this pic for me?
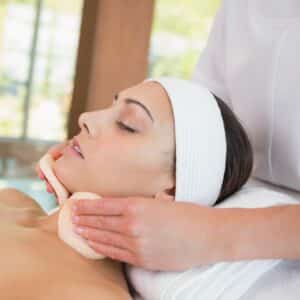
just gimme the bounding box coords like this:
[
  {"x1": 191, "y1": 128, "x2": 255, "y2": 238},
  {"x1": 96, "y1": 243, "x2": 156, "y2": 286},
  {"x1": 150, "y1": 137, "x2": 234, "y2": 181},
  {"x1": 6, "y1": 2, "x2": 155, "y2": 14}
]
[
  {"x1": 78, "y1": 112, "x2": 90, "y2": 134},
  {"x1": 78, "y1": 108, "x2": 113, "y2": 136}
]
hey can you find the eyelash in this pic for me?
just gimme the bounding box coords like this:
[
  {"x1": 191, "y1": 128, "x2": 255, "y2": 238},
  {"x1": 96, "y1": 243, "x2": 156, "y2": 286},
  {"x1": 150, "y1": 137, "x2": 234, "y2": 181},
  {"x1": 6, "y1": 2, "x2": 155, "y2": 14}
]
[{"x1": 116, "y1": 121, "x2": 137, "y2": 133}]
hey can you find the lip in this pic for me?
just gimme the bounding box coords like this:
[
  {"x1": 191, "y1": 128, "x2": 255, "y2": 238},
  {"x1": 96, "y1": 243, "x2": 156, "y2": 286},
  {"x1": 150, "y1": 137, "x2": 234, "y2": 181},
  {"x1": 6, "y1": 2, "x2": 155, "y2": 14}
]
[{"x1": 71, "y1": 137, "x2": 84, "y2": 159}]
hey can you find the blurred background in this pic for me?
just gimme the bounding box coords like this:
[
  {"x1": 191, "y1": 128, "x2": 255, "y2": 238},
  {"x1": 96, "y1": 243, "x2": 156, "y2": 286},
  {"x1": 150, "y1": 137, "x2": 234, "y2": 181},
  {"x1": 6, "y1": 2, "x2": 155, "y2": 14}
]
[{"x1": 0, "y1": 0, "x2": 220, "y2": 211}]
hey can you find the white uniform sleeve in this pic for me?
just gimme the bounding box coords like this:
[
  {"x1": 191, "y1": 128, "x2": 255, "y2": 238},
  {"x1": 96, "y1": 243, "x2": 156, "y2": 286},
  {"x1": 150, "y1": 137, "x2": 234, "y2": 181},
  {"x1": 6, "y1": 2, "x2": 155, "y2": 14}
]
[{"x1": 192, "y1": 0, "x2": 232, "y2": 109}]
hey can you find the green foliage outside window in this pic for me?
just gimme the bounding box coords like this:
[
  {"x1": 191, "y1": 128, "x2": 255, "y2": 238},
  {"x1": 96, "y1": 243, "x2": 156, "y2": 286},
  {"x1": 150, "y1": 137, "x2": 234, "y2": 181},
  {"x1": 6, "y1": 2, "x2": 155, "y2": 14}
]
[{"x1": 149, "y1": 0, "x2": 220, "y2": 79}]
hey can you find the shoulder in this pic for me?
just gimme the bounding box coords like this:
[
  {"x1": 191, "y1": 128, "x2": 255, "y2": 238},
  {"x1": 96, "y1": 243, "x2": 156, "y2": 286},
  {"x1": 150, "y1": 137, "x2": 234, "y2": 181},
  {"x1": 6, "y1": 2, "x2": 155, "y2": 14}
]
[
  {"x1": 48, "y1": 281, "x2": 132, "y2": 300},
  {"x1": 0, "y1": 188, "x2": 44, "y2": 213}
]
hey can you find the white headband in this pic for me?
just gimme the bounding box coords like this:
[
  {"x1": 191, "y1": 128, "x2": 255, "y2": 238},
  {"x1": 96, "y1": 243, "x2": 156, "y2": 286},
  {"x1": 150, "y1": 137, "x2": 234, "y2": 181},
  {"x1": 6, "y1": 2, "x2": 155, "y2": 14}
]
[{"x1": 145, "y1": 77, "x2": 227, "y2": 206}]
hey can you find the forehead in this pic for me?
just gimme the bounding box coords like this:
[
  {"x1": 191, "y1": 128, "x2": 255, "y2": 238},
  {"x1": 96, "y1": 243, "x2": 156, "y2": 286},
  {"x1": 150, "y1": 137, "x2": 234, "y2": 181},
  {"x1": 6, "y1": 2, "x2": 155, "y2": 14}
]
[{"x1": 119, "y1": 81, "x2": 173, "y2": 122}]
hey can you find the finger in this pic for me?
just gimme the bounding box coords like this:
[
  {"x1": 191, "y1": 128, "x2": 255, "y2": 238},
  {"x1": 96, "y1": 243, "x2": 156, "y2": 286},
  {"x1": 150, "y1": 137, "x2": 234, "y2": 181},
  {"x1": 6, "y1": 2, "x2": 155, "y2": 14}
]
[
  {"x1": 46, "y1": 184, "x2": 54, "y2": 194},
  {"x1": 48, "y1": 141, "x2": 69, "y2": 159},
  {"x1": 37, "y1": 167, "x2": 53, "y2": 192},
  {"x1": 46, "y1": 182, "x2": 54, "y2": 193},
  {"x1": 35, "y1": 165, "x2": 45, "y2": 180},
  {"x1": 87, "y1": 239, "x2": 137, "y2": 264},
  {"x1": 47, "y1": 183, "x2": 58, "y2": 199},
  {"x1": 52, "y1": 152, "x2": 63, "y2": 160},
  {"x1": 43, "y1": 177, "x2": 55, "y2": 193},
  {"x1": 35, "y1": 163, "x2": 54, "y2": 192},
  {"x1": 73, "y1": 198, "x2": 129, "y2": 216},
  {"x1": 72, "y1": 215, "x2": 129, "y2": 234},
  {"x1": 74, "y1": 226, "x2": 134, "y2": 251},
  {"x1": 46, "y1": 185, "x2": 51, "y2": 193}
]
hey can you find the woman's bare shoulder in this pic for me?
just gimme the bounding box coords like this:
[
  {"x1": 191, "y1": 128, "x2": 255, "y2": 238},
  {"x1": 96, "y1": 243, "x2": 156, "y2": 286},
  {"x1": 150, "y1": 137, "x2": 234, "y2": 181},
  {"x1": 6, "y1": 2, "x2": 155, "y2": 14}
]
[
  {"x1": 68, "y1": 262, "x2": 133, "y2": 300},
  {"x1": 0, "y1": 188, "x2": 44, "y2": 213},
  {"x1": 78, "y1": 282, "x2": 133, "y2": 300},
  {"x1": 44, "y1": 280, "x2": 133, "y2": 300}
]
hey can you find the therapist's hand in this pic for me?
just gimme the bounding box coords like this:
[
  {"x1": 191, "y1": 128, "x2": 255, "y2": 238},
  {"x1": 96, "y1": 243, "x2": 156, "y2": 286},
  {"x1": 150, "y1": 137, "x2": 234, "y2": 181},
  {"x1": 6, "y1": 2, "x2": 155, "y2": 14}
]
[
  {"x1": 71, "y1": 193, "x2": 223, "y2": 271},
  {"x1": 35, "y1": 141, "x2": 69, "y2": 194}
]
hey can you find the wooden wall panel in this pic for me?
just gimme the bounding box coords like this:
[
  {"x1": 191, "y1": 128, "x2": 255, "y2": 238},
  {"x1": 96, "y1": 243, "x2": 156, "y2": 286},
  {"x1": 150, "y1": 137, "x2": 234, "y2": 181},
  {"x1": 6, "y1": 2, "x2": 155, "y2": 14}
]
[{"x1": 67, "y1": 0, "x2": 155, "y2": 138}]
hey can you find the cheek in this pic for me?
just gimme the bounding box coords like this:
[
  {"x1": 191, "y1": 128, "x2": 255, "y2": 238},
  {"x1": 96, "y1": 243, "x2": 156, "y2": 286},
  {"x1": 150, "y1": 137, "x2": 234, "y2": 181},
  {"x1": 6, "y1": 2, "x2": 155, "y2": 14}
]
[
  {"x1": 53, "y1": 156, "x2": 87, "y2": 193},
  {"x1": 51, "y1": 135, "x2": 171, "y2": 197},
  {"x1": 53, "y1": 158, "x2": 73, "y2": 191},
  {"x1": 88, "y1": 141, "x2": 137, "y2": 175},
  {"x1": 88, "y1": 140, "x2": 148, "y2": 179}
]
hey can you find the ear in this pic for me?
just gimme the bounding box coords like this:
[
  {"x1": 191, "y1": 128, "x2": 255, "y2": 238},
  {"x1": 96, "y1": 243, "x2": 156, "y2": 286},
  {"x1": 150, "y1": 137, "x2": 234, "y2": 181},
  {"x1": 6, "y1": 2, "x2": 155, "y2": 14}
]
[
  {"x1": 162, "y1": 173, "x2": 175, "y2": 196},
  {"x1": 165, "y1": 186, "x2": 175, "y2": 196},
  {"x1": 155, "y1": 187, "x2": 175, "y2": 201},
  {"x1": 155, "y1": 171, "x2": 175, "y2": 201}
]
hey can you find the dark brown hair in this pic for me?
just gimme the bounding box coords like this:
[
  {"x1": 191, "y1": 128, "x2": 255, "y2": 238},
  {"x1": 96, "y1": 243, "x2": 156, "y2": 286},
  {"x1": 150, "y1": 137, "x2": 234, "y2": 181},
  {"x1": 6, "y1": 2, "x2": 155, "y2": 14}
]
[{"x1": 214, "y1": 95, "x2": 253, "y2": 204}]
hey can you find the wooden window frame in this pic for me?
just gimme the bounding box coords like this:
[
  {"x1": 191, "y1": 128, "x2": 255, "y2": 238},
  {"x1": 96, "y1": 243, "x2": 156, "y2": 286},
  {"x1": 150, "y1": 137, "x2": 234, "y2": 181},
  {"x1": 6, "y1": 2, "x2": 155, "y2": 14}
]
[{"x1": 67, "y1": 0, "x2": 155, "y2": 138}]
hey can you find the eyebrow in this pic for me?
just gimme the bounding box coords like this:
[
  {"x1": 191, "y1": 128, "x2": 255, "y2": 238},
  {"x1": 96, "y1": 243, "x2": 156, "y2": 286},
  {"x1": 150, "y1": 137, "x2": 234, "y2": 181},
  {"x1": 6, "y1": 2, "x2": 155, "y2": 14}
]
[{"x1": 114, "y1": 93, "x2": 154, "y2": 122}]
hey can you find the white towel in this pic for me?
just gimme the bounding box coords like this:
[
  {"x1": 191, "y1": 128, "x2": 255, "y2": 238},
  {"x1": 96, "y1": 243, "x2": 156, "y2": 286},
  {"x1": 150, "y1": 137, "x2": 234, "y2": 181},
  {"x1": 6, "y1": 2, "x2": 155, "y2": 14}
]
[{"x1": 125, "y1": 186, "x2": 299, "y2": 300}]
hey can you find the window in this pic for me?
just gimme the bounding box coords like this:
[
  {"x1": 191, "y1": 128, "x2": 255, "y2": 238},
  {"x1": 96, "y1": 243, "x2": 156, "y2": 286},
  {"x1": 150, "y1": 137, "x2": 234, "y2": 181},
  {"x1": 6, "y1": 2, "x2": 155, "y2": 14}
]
[
  {"x1": 0, "y1": 0, "x2": 83, "y2": 142},
  {"x1": 0, "y1": 0, "x2": 83, "y2": 178},
  {"x1": 149, "y1": 0, "x2": 220, "y2": 79}
]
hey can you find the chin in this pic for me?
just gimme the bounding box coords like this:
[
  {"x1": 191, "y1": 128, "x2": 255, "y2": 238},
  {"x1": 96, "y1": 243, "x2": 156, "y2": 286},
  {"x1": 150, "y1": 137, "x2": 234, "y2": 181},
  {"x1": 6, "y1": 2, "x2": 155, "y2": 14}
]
[{"x1": 53, "y1": 158, "x2": 77, "y2": 194}]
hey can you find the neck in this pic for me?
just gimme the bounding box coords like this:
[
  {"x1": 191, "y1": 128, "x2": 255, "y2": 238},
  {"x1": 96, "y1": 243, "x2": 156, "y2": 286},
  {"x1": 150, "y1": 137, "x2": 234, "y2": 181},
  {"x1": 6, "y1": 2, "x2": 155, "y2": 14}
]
[{"x1": 35, "y1": 209, "x2": 60, "y2": 234}]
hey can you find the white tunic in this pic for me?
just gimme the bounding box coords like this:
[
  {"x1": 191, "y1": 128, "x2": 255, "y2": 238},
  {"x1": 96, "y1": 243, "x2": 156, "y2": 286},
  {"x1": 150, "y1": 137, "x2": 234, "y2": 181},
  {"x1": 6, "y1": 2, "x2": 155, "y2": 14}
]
[{"x1": 192, "y1": 0, "x2": 300, "y2": 192}]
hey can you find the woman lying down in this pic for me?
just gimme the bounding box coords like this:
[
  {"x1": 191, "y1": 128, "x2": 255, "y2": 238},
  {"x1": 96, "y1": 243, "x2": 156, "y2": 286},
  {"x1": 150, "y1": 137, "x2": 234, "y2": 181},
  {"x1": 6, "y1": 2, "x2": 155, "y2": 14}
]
[{"x1": 1, "y1": 78, "x2": 299, "y2": 300}]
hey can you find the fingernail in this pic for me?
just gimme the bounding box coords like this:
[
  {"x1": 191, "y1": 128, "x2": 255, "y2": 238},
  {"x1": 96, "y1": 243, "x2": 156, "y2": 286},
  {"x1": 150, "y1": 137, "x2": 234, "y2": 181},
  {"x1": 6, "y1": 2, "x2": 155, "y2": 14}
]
[
  {"x1": 72, "y1": 216, "x2": 80, "y2": 223},
  {"x1": 75, "y1": 227, "x2": 84, "y2": 234},
  {"x1": 87, "y1": 240, "x2": 94, "y2": 247},
  {"x1": 72, "y1": 204, "x2": 78, "y2": 212}
]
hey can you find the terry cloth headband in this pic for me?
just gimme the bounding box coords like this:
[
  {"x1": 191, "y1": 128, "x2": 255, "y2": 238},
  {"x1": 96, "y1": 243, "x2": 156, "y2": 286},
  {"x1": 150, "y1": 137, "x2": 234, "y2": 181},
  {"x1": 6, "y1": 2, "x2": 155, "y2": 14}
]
[{"x1": 145, "y1": 77, "x2": 227, "y2": 206}]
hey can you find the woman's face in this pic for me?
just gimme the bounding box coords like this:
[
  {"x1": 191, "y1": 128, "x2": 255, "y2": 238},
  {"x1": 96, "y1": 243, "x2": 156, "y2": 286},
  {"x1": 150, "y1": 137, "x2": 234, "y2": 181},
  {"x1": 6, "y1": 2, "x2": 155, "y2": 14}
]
[{"x1": 53, "y1": 81, "x2": 175, "y2": 198}]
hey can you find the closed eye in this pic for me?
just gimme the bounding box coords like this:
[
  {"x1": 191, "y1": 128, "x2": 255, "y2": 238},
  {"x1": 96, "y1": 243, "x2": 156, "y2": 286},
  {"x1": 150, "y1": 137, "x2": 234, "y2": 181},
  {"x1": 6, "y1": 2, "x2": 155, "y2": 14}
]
[{"x1": 116, "y1": 121, "x2": 137, "y2": 133}]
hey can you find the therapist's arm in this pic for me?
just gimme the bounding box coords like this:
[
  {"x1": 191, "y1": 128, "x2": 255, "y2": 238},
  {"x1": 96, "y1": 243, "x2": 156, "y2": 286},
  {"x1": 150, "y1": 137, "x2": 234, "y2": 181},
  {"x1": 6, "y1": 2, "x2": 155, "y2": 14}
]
[
  {"x1": 72, "y1": 194, "x2": 300, "y2": 272},
  {"x1": 217, "y1": 204, "x2": 300, "y2": 262},
  {"x1": 73, "y1": 195, "x2": 231, "y2": 271}
]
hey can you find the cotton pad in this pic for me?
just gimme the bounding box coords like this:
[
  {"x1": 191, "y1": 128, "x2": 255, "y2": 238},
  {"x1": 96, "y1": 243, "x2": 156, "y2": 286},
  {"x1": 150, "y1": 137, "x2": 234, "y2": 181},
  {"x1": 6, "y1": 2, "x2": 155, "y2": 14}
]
[
  {"x1": 58, "y1": 192, "x2": 106, "y2": 259},
  {"x1": 39, "y1": 153, "x2": 106, "y2": 259},
  {"x1": 39, "y1": 153, "x2": 70, "y2": 205}
]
